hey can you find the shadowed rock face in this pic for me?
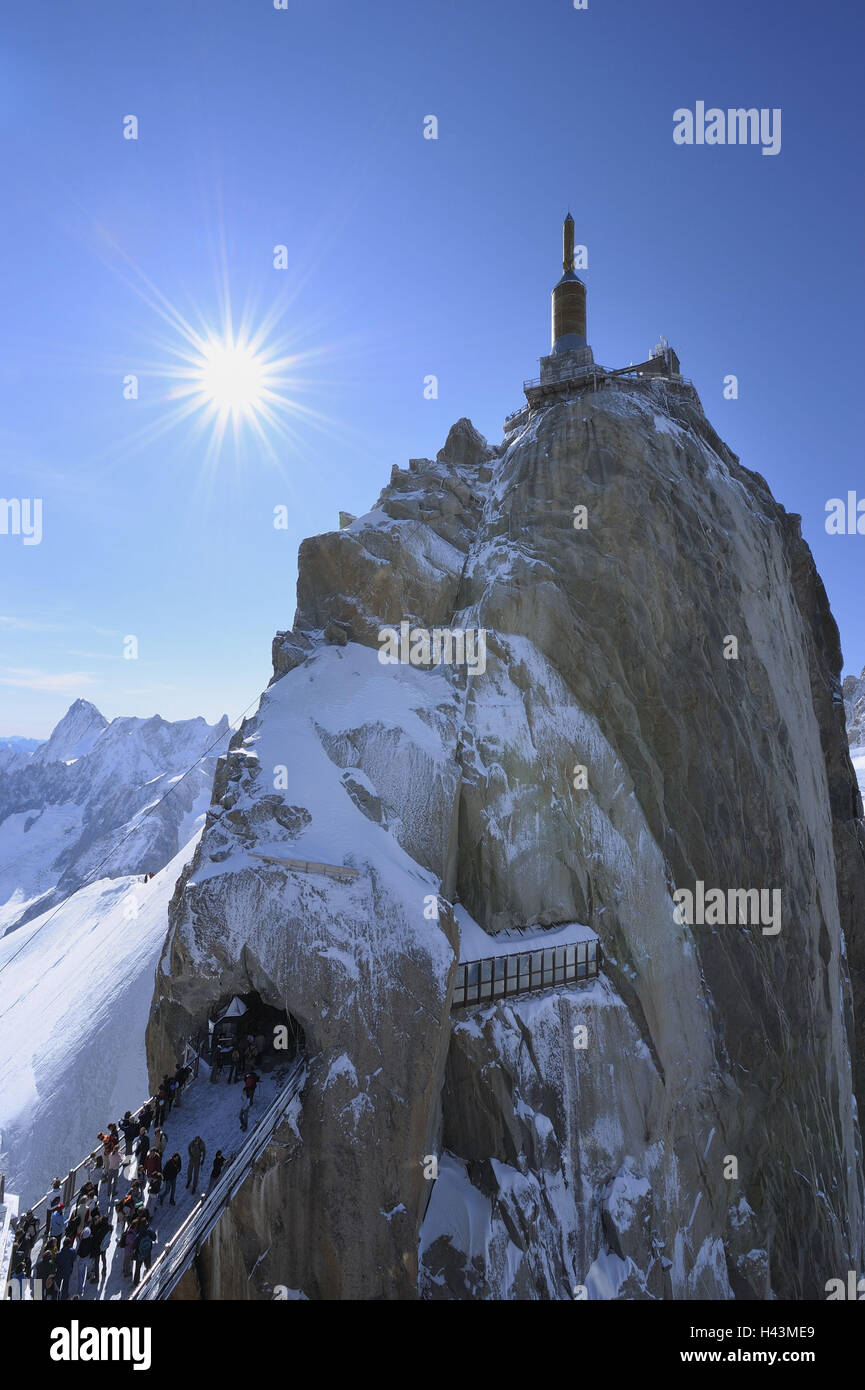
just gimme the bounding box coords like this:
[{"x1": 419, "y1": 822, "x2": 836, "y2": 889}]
[{"x1": 147, "y1": 394, "x2": 865, "y2": 1300}]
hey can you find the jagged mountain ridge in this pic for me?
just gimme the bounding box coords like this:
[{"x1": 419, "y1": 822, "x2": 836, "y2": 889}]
[
  {"x1": 148, "y1": 379, "x2": 865, "y2": 1300},
  {"x1": 0, "y1": 700, "x2": 231, "y2": 934}
]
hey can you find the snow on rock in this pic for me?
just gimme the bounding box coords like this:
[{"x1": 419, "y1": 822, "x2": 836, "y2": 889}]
[{"x1": 149, "y1": 389, "x2": 865, "y2": 1300}]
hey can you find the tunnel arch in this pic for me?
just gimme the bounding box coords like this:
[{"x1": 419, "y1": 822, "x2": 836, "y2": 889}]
[{"x1": 206, "y1": 989, "x2": 306, "y2": 1076}]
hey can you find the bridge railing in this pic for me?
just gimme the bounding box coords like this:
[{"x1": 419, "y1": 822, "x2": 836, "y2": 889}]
[{"x1": 453, "y1": 941, "x2": 601, "y2": 1007}]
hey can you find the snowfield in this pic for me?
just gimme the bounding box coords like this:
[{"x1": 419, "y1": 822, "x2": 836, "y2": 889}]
[{"x1": 0, "y1": 836, "x2": 200, "y2": 1207}]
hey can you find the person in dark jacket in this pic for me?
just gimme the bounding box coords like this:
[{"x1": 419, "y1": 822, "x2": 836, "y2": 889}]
[
  {"x1": 120, "y1": 1112, "x2": 138, "y2": 1155},
  {"x1": 160, "y1": 1153, "x2": 182, "y2": 1206},
  {"x1": 34, "y1": 1242, "x2": 58, "y2": 1301},
  {"x1": 18, "y1": 1209, "x2": 39, "y2": 1254},
  {"x1": 132, "y1": 1222, "x2": 156, "y2": 1284},
  {"x1": 88, "y1": 1214, "x2": 109, "y2": 1283},
  {"x1": 207, "y1": 1150, "x2": 226, "y2": 1192},
  {"x1": 186, "y1": 1136, "x2": 206, "y2": 1190},
  {"x1": 135, "y1": 1127, "x2": 150, "y2": 1161},
  {"x1": 9, "y1": 1258, "x2": 28, "y2": 1301},
  {"x1": 44, "y1": 1182, "x2": 63, "y2": 1236},
  {"x1": 74, "y1": 1228, "x2": 93, "y2": 1298},
  {"x1": 54, "y1": 1238, "x2": 77, "y2": 1300},
  {"x1": 227, "y1": 1045, "x2": 242, "y2": 1084},
  {"x1": 11, "y1": 1232, "x2": 31, "y2": 1279}
]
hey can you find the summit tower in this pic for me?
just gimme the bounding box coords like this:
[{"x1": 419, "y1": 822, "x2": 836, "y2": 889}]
[
  {"x1": 551, "y1": 212, "x2": 587, "y2": 354},
  {"x1": 504, "y1": 213, "x2": 684, "y2": 433}
]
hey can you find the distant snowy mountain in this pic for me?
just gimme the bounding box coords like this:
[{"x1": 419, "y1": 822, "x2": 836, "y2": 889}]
[
  {"x1": 0, "y1": 700, "x2": 232, "y2": 935},
  {"x1": 30, "y1": 696, "x2": 108, "y2": 765},
  {"x1": 844, "y1": 664, "x2": 865, "y2": 798},
  {"x1": 0, "y1": 735, "x2": 41, "y2": 754},
  {"x1": 0, "y1": 697, "x2": 234, "y2": 1205}
]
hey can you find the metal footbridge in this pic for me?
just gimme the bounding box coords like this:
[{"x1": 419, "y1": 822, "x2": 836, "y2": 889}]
[{"x1": 131, "y1": 1058, "x2": 306, "y2": 1301}]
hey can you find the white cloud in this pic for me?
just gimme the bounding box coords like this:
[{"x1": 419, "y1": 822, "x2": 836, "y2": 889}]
[{"x1": 0, "y1": 668, "x2": 98, "y2": 693}]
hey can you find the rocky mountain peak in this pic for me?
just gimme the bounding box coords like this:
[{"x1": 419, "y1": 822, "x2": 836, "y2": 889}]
[
  {"x1": 31, "y1": 698, "x2": 108, "y2": 765},
  {"x1": 148, "y1": 384, "x2": 865, "y2": 1301}
]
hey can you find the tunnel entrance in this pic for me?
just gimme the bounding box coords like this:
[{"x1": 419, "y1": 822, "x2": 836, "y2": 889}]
[{"x1": 206, "y1": 989, "x2": 305, "y2": 1078}]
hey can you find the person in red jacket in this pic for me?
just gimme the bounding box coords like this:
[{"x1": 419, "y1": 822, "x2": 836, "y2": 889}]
[{"x1": 144, "y1": 1148, "x2": 162, "y2": 1192}]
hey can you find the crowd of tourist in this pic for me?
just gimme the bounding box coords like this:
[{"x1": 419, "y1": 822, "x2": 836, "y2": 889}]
[{"x1": 5, "y1": 1050, "x2": 256, "y2": 1301}]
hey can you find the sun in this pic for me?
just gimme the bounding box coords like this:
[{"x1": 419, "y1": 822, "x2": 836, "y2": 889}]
[
  {"x1": 93, "y1": 227, "x2": 342, "y2": 469},
  {"x1": 195, "y1": 335, "x2": 268, "y2": 420},
  {"x1": 159, "y1": 312, "x2": 311, "y2": 458}
]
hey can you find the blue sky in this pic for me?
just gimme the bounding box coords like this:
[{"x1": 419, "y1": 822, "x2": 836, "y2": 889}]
[{"x1": 1, "y1": 0, "x2": 862, "y2": 737}]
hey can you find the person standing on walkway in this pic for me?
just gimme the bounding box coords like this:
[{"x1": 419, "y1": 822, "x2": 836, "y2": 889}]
[
  {"x1": 243, "y1": 1071, "x2": 260, "y2": 1106},
  {"x1": 120, "y1": 1218, "x2": 137, "y2": 1279},
  {"x1": 74, "y1": 1227, "x2": 93, "y2": 1298},
  {"x1": 186, "y1": 1136, "x2": 206, "y2": 1191},
  {"x1": 89, "y1": 1214, "x2": 110, "y2": 1284},
  {"x1": 49, "y1": 1203, "x2": 66, "y2": 1241},
  {"x1": 160, "y1": 1153, "x2": 181, "y2": 1206},
  {"x1": 207, "y1": 1150, "x2": 226, "y2": 1192},
  {"x1": 11, "y1": 1231, "x2": 31, "y2": 1279},
  {"x1": 174, "y1": 1061, "x2": 190, "y2": 1103},
  {"x1": 18, "y1": 1209, "x2": 39, "y2": 1258},
  {"x1": 103, "y1": 1142, "x2": 122, "y2": 1205},
  {"x1": 239, "y1": 1094, "x2": 250, "y2": 1131},
  {"x1": 132, "y1": 1221, "x2": 156, "y2": 1285},
  {"x1": 44, "y1": 1182, "x2": 63, "y2": 1237},
  {"x1": 120, "y1": 1112, "x2": 138, "y2": 1155},
  {"x1": 34, "y1": 1241, "x2": 58, "y2": 1301},
  {"x1": 55, "y1": 1238, "x2": 77, "y2": 1300}
]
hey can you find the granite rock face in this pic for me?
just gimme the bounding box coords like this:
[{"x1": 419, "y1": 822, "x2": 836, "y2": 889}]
[{"x1": 147, "y1": 383, "x2": 865, "y2": 1300}]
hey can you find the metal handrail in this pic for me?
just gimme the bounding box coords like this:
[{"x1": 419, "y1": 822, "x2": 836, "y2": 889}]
[
  {"x1": 130, "y1": 1058, "x2": 306, "y2": 1301},
  {"x1": 247, "y1": 852, "x2": 360, "y2": 883},
  {"x1": 523, "y1": 367, "x2": 693, "y2": 393}
]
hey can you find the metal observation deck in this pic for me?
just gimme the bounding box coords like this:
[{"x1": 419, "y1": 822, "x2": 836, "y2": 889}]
[{"x1": 453, "y1": 939, "x2": 600, "y2": 1007}]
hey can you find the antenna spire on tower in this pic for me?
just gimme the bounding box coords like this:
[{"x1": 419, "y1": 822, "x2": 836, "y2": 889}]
[{"x1": 563, "y1": 212, "x2": 575, "y2": 273}]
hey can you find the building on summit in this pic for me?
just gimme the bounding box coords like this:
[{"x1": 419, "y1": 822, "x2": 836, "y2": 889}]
[{"x1": 505, "y1": 214, "x2": 685, "y2": 433}]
